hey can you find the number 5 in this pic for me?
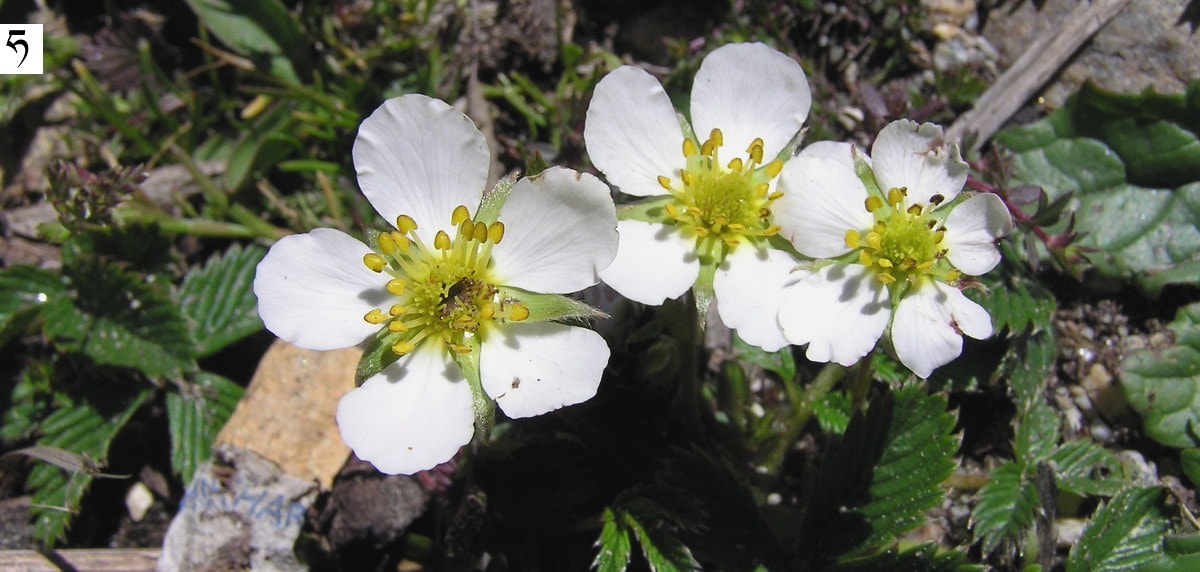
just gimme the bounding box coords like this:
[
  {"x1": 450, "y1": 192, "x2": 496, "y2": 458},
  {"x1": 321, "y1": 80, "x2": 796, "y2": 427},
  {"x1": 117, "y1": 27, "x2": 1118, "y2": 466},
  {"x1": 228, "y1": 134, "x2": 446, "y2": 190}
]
[{"x1": 6, "y1": 30, "x2": 29, "y2": 68}]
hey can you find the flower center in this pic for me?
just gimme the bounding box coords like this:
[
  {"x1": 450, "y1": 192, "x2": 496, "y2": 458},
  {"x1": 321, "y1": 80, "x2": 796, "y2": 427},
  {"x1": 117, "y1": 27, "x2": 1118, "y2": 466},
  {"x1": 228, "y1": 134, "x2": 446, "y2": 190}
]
[
  {"x1": 845, "y1": 187, "x2": 960, "y2": 286},
  {"x1": 657, "y1": 128, "x2": 784, "y2": 260},
  {"x1": 360, "y1": 205, "x2": 529, "y2": 356}
]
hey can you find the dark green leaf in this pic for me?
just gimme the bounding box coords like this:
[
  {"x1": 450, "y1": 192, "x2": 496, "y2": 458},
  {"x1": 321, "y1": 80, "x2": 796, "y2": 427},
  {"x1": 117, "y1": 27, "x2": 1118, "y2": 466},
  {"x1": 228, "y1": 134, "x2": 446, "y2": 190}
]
[
  {"x1": 0, "y1": 265, "x2": 64, "y2": 347},
  {"x1": 620, "y1": 505, "x2": 699, "y2": 572},
  {"x1": 836, "y1": 542, "x2": 975, "y2": 571},
  {"x1": 799, "y1": 385, "x2": 959, "y2": 564},
  {"x1": 1014, "y1": 401, "x2": 1060, "y2": 465},
  {"x1": 1066, "y1": 487, "x2": 1171, "y2": 572},
  {"x1": 812, "y1": 390, "x2": 852, "y2": 435},
  {"x1": 734, "y1": 335, "x2": 796, "y2": 382},
  {"x1": 27, "y1": 382, "x2": 149, "y2": 547},
  {"x1": 1052, "y1": 440, "x2": 1125, "y2": 497},
  {"x1": 1181, "y1": 448, "x2": 1200, "y2": 487},
  {"x1": 223, "y1": 105, "x2": 300, "y2": 192},
  {"x1": 971, "y1": 462, "x2": 1039, "y2": 554},
  {"x1": 43, "y1": 257, "x2": 195, "y2": 377},
  {"x1": 176, "y1": 243, "x2": 266, "y2": 356},
  {"x1": 1123, "y1": 302, "x2": 1200, "y2": 448},
  {"x1": 167, "y1": 372, "x2": 244, "y2": 484},
  {"x1": 969, "y1": 274, "x2": 1056, "y2": 334},
  {"x1": 185, "y1": 0, "x2": 309, "y2": 83}
]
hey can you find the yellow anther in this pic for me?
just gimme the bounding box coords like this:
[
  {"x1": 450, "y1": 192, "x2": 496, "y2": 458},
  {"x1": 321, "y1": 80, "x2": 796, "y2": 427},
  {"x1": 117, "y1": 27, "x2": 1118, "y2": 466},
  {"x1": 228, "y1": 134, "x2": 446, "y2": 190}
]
[
  {"x1": 887, "y1": 187, "x2": 907, "y2": 207},
  {"x1": 378, "y1": 232, "x2": 398, "y2": 254},
  {"x1": 878, "y1": 258, "x2": 893, "y2": 268},
  {"x1": 859, "y1": 250, "x2": 874, "y2": 266},
  {"x1": 917, "y1": 261, "x2": 934, "y2": 269},
  {"x1": 748, "y1": 138, "x2": 764, "y2": 164},
  {"x1": 391, "y1": 340, "x2": 415, "y2": 355},
  {"x1": 388, "y1": 320, "x2": 408, "y2": 332},
  {"x1": 728, "y1": 158, "x2": 744, "y2": 172},
  {"x1": 701, "y1": 139, "x2": 716, "y2": 156},
  {"x1": 479, "y1": 303, "x2": 495, "y2": 319},
  {"x1": 434, "y1": 230, "x2": 452, "y2": 250},
  {"x1": 451, "y1": 205, "x2": 471, "y2": 226},
  {"x1": 694, "y1": 227, "x2": 710, "y2": 237},
  {"x1": 709, "y1": 128, "x2": 723, "y2": 147},
  {"x1": 763, "y1": 160, "x2": 783, "y2": 178},
  {"x1": 396, "y1": 214, "x2": 418, "y2": 234},
  {"x1": 907, "y1": 204, "x2": 923, "y2": 216},
  {"x1": 933, "y1": 230, "x2": 946, "y2": 244},
  {"x1": 758, "y1": 208, "x2": 772, "y2": 218},
  {"x1": 658, "y1": 175, "x2": 673, "y2": 190},
  {"x1": 448, "y1": 343, "x2": 472, "y2": 354},
  {"x1": 845, "y1": 229, "x2": 861, "y2": 248},
  {"x1": 727, "y1": 222, "x2": 745, "y2": 233},
  {"x1": 364, "y1": 308, "x2": 387, "y2": 324},
  {"x1": 865, "y1": 196, "x2": 884, "y2": 213},
  {"x1": 473, "y1": 222, "x2": 488, "y2": 243},
  {"x1": 391, "y1": 232, "x2": 410, "y2": 253},
  {"x1": 682, "y1": 138, "x2": 699, "y2": 157},
  {"x1": 389, "y1": 304, "x2": 407, "y2": 316},
  {"x1": 866, "y1": 232, "x2": 883, "y2": 249},
  {"x1": 901, "y1": 258, "x2": 917, "y2": 269},
  {"x1": 363, "y1": 253, "x2": 387, "y2": 272},
  {"x1": 768, "y1": 191, "x2": 784, "y2": 201},
  {"x1": 488, "y1": 222, "x2": 505, "y2": 243},
  {"x1": 680, "y1": 171, "x2": 696, "y2": 187},
  {"x1": 386, "y1": 278, "x2": 406, "y2": 295},
  {"x1": 459, "y1": 220, "x2": 473, "y2": 239},
  {"x1": 762, "y1": 225, "x2": 780, "y2": 236},
  {"x1": 753, "y1": 183, "x2": 770, "y2": 197},
  {"x1": 945, "y1": 269, "x2": 961, "y2": 282},
  {"x1": 664, "y1": 203, "x2": 680, "y2": 218},
  {"x1": 878, "y1": 272, "x2": 896, "y2": 285},
  {"x1": 508, "y1": 304, "x2": 530, "y2": 321}
]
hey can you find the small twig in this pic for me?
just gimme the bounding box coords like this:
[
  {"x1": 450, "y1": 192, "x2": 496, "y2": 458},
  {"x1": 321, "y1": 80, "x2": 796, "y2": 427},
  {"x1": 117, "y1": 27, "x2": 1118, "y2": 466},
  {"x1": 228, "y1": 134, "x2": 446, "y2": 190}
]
[{"x1": 947, "y1": 0, "x2": 1131, "y2": 152}]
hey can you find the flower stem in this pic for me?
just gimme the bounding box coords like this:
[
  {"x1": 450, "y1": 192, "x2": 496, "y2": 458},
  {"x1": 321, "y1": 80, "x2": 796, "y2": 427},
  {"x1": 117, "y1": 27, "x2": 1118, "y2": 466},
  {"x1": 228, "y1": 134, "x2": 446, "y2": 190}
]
[{"x1": 763, "y1": 361, "x2": 845, "y2": 473}]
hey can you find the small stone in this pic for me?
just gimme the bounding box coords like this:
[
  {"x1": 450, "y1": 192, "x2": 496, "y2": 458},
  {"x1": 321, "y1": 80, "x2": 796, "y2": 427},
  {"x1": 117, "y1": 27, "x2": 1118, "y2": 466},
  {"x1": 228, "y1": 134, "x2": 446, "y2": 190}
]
[{"x1": 125, "y1": 481, "x2": 154, "y2": 523}]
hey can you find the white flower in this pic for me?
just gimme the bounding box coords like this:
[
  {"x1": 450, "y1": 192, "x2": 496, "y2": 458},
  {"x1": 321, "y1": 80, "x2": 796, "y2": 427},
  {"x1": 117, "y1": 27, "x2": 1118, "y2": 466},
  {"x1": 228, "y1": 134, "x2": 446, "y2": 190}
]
[
  {"x1": 584, "y1": 42, "x2": 812, "y2": 351},
  {"x1": 774, "y1": 120, "x2": 1013, "y2": 377},
  {"x1": 253, "y1": 95, "x2": 619, "y2": 474}
]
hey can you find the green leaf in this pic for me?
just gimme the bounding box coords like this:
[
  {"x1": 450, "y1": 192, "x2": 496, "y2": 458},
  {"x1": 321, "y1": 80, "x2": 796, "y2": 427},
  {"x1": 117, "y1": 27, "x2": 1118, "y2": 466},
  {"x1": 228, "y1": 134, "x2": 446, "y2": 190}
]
[
  {"x1": 185, "y1": 0, "x2": 309, "y2": 83},
  {"x1": 1014, "y1": 401, "x2": 1060, "y2": 465},
  {"x1": 1067, "y1": 487, "x2": 1171, "y2": 572},
  {"x1": 223, "y1": 104, "x2": 300, "y2": 192},
  {"x1": 1123, "y1": 302, "x2": 1200, "y2": 448},
  {"x1": 733, "y1": 335, "x2": 797, "y2": 382},
  {"x1": 176, "y1": 243, "x2": 266, "y2": 357},
  {"x1": 1181, "y1": 448, "x2": 1200, "y2": 487},
  {"x1": 620, "y1": 504, "x2": 700, "y2": 572},
  {"x1": 996, "y1": 81, "x2": 1200, "y2": 292},
  {"x1": 355, "y1": 326, "x2": 404, "y2": 384},
  {"x1": 812, "y1": 390, "x2": 852, "y2": 435},
  {"x1": 969, "y1": 274, "x2": 1056, "y2": 334},
  {"x1": 799, "y1": 385, "x2": 959, "y2": 564},
  {"x1": 1007, "y1": 328, "x2": 1058, "y2": 413},
  {"x1": 1052, "y1": 440, "x2": 1125, "y2": 497},
  {"x1": 0, "y1": 265, "x2": 64, "y2": 347},
  {"x1": 594, "y1": 508, "x2": 634, "y2": 572},
  {"x1": 27, "y1": 379, "x2": 150, "y2": 547},
  {"x1": 43, "y1": 257, "x2": 196, "y2": 377},
  {"x1": 167, "y1": 372, "x2": 244, "y2": 484},
  {"x1": 836, "y1": 543, "x2": 974, "y2": 571},
  {"x1": 971, "y1": 462, "x2": 1039, "y2": 554}
]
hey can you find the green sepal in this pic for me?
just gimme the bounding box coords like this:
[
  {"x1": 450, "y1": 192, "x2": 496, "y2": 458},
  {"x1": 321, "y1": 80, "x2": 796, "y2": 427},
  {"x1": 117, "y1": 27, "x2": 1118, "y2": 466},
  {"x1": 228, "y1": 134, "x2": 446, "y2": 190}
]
[
  {"x1": 450, "y1": 336, "x2": 495, "y2": 441},
  {"x1": 498, "y1": 286, "x2": 609, "y2": 322},
  {"x1": 616, "y1": 195, "x2": 673, "y2": 224},
  {"x1": 355, "y1": 327, "x2": 404, "y2": 385},
  {"x1": 854, "y1": 147, "x2": 883, "y2": 197},
  {"x1": 475, "y1": 172, "x2": 519, "y2": 226}
]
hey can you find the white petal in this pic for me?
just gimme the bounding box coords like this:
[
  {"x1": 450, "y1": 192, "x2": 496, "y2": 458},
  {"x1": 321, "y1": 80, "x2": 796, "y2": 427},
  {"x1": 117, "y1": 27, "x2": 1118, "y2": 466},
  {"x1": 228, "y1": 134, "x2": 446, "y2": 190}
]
[
  {"x1": 598, "y1": 220, "x2": 699, "y2": 305},
  {"x1": 336, "y1": 345, "x2": 475, "y2": 474},
  {"x1": 481, "y1": 322, "x2": 609, "y2": 419},
  {"x1": 774, "y1": 155, "x2": 873, "y2": 258},
  {"x1": 713, "y1": 245, "x2": 804, "y2": 352},
  {"x1": 871, "y1": 120, "x2": 968, "y2": 206},
  {"x1": 490, "y1": 167, "x2": 618, "y2": 293},
  {"x1": 254, "y1": 228, "x2": 388, "y2": 350},
  {"x1": 584, "y1": 66, "x2": 685, "y2": 197},
  {"x1": 690, "y1": 43, "x2": 811, "y2": 159},
  {"x1": 778, "y1": 264, "x2": 890, "y2": 366},
  {"x1": 944, "y1": 193, "x2": 1013, "y2": 276},
  {"x1": 353, "y1": 95, "x2": 489, "y2": 243},
  {"x1": 891, "y1": 281, "x2": 993, "y2": 378},
  {"x1": 798, "y1": 140, "x2": 857, "y2": 168}
]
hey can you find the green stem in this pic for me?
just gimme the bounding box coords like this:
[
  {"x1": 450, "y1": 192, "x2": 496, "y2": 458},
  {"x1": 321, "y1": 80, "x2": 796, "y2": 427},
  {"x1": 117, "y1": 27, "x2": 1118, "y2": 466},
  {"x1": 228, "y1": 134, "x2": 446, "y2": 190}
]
[
  {"x1": 763, "y1": 362, "x2": 845, "y2": 473},
  {"x1": 452, "y1": 338, "x2": 495, "y2": 443},
  {"x1": 667, "y1": 296, "x2": 704, "y2": 438}
]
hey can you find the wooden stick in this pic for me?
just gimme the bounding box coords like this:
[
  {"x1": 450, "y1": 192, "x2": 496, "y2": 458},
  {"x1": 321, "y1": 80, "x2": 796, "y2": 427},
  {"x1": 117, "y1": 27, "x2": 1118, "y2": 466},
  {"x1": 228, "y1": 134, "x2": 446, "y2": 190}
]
[
  {"x1": 946, "y1": 0, "x2": 1131, "y2": 152},
  {"x1": 0, "y1": 549, "x2": 160, "y2": 572}
]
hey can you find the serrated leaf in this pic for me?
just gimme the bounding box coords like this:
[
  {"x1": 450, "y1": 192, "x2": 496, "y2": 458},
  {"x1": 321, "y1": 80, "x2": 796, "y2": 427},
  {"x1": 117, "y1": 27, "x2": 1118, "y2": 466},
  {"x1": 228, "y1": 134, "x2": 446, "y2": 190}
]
[
  {"x1": 27, "y1": 382, "x2": 149, "y2": 547},
  {"x1": 1014, "y1": 401, "x2": 1060, "y2": 465},
  {"x1": 1066, "y1": 487, "x2": 1171, "y2": 572},
  {"x1": 996, "y1": 81, "x2": 1200, "y2": 292},
  {"x1": 176, "y1": 243, "x2": 266, "y2": 356},
  {"x1": 1122, "y1": 303, "x2": 1200, "y2": 448},
  {"x1": 621, "y1": 507, "x2": 699, "y2": 572},
  {"x1": 594, "y1": 507, "x2": 634, "y2": 572},
  {"x1": 836, "y1": 542, "x2": 974, "y2": 572},
  {"x1": 0, "y1": 265, "x2": 64, "y2": 347},
  {"x1": 813, "y1": 390, "x2": 852, "y2": 435},
  {"x1": 185, "y1": 0, "x2": 309, "y2": 83},
  {"x1": 1181, "y1": 449, "x2": 1200, "y2": 487},
  {"x1": 43, "y1": 257, "x2": 196, "y2": 377},
  {"x1": 1003, "y1": 327, "x2": 1057, "y2": 413},
  {"x1": 799, "y1": 385, "x2": 959, "y2": 564},
  {"x1": 971, "y1": 462, "x2": 1039, "y2": 554},
  {"x1": 1052, "y1": 440, "x2": 1125, "y2": 497},
  {"x1": 167, "y1": 372, "x2": 244, "y2": 484},
  {"x1": 969, "y1": 274, "x2": 1056, "y2": 334}
]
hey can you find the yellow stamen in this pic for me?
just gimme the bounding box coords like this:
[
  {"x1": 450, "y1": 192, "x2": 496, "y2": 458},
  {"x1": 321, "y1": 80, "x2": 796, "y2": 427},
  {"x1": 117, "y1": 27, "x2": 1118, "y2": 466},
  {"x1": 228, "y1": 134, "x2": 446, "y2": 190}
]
[
  {"x1": 392, "y1": 340, "x2": 415, "y2": 355},
  {"x1": 396, "y1": 214, "x2": 418, "y2": 234},
  {"x1": 364, "y1": 308, "x2": 386, "y2": 324},
  {"x1": 845, "y1": 229, "x2": 861, "y2": 248},
  {"x1": 683, "y1": 139, "x2": 698, "y2": 157},
  {"x1": 363, "y1": 253, "x2": 386, "y2": 272},
  {"x1": 658, "y1": 175, "x2": 673, "y2": 190},
  {"x1": 488, "y1": 222, "x2": 505, "y2": 243},
  {"x1": 473, "y1": 222, "x2": 488, "y2": 243},
  {"x1": 728, "y1": 158, "x2": 743, "y2": 172},
  {"x1": 865, "y1": 196, "x2": 883, "y2": 213},
  {"x1": 508, "y1": 303, "x2": 530, "y2": 321},
  {"x1": 386, "y1": 279, "x2": 406, "y2": 295},
  {"x1": 389, "y1": 304, "x2": 406, "y2": 316},
  {"x1": 748, "y1": 138, "x2": 764, "y2": 164},
  {"x1": 763, "y1": 160, "x2": 783, "y2": 178},
  {"x1": 434, "y1": 230, "x2": 451, "y2": 251},
  {"x1": 388, "y1": 320, "x2": 408, "y2": 332},
  {"x1": 451, "y1": 205, "x2": 471, "y2": 226},
  {"x1": 887, "y1": 187, "x2": 907, "y2": 207}
]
